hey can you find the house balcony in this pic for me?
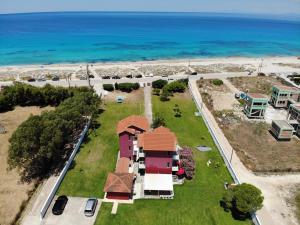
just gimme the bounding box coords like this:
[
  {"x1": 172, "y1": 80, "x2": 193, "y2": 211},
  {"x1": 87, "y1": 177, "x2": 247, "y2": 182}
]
[
  {"x1": 139, "y1": 161, "x2": 145, "y2": 170},
  {"x1": 138, "y1": 152, "x2": 145, "y2": 158},
  {"x1": 172, "y1": 166, "x2": 179, "y2": 172}
]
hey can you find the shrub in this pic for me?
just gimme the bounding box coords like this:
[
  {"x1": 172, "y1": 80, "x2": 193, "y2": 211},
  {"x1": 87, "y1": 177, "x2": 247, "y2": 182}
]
[
  {"x1": 103, "y1": 84, "x2": 114, "y2": 92},
  {"x1": 173, "y1": 104, "x2": 182, "y2": 117},
  {"x1": 164, "y1": 81, "x2": 186, "y2": 93},
  {"x1": 132, "y1": 83, "x2": 140, "y2": 90},
  {"x1": 116, "y1": 83, "x2": 140, "y2": 92},
  {"x1": 152, "y1": 88, "x2": 161, "y2": 96},
  {"x1": 160, "y1": 91, "x2": 170, "y2": 101},
  {"x1": 114, "y1": 83, "x2": 119, "y2": 90},
  {"x1": 152, "y1": 79, "x2": 168, "y2": 89},
  {"x1": 212, "y1": 79, "x2": 223, "y2": 86},
  {"x1": 152, "y1": 113, "x2": 166, "y2": 128}
]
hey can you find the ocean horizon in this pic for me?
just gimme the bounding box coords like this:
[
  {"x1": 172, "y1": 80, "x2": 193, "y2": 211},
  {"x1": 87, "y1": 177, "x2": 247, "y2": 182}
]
[{"x1": 0, "y1": 11, "x2": 300, "y2": 66}]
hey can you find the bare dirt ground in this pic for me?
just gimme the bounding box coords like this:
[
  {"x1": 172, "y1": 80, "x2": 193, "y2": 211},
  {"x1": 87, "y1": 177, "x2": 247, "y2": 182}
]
[
  {"x1": 197, "y1": 79, "x2": 239, "y2": 111},
  {"x1": 218, "y1": 120, "x2": 300, "y2": 172},
  {"x1": 286, "y1": 185, "x2": 300, "y2": 225},
  {"x1": 228, "y1": 76, "x2": 292, "y2": 95},
  {"x1": 198, "y1": 78, "x2": 300, "y2": 173},
  {"x1": 0, "y1": 106, "x2": 52, "y2": 225}
]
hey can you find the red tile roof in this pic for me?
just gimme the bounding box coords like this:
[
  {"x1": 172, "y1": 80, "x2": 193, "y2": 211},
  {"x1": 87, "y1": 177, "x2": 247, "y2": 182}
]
[
  {"x1": 138, "y1": 126, "x2": 177, "y2": 152},
  {"x1": 103, "y1": 173, "x2": 134, "y2": 193},
  {"x1": 117, "y1": 115, "x2": 149, "y2": 134},
  {"x1": 115, "y1": 157, "x2": 130, "y2": 173}
]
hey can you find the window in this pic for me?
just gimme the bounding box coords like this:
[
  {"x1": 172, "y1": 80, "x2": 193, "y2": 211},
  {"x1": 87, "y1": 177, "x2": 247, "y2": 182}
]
[
  {"x1": 129, "y1": 146, "x2": 131, "y2": 150},
  {"x1": 167, "y1": 162, "x2": 170, "y2": 168}
]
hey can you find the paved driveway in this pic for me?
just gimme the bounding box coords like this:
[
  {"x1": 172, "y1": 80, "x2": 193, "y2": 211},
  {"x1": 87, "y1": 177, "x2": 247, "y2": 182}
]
[{"x1": 43, "y1": 197, "x2": 101, "y2": 225}]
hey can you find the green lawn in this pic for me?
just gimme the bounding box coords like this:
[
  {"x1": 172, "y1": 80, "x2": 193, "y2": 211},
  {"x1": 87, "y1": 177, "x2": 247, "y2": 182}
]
[
  {"x1": 94, "y1": 93, "x2": 251, "y2": 225},
  {"x1": 58, "y1": 94, "x2": 144, "y2": 197}
]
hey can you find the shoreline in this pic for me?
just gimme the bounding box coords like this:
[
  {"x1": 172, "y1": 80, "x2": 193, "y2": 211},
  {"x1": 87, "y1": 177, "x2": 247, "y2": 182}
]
[{"x1": 0, "y1": 55, "x2": 299, "y2": 69}]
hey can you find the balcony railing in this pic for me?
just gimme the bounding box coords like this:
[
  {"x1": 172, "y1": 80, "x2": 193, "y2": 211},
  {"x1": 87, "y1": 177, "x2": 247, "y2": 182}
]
[
  {"x1": 139, "y1": 161, "x2": 145, "y2": 169},
  {"x1": 172, "y1": 166, "x2": 179, "y2": 172}
]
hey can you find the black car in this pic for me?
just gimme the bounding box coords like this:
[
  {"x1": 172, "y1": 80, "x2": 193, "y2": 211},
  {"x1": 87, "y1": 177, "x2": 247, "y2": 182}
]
[
  {"x1": 102, "y1": 76, "x2": 110, "y2": 79},
  {"x1": 52, "y1": 76, "x2": 60, "y2": 81},
  {"x1": 52, "y1": 195, "x2": 68, "y2": 215},
  {"x1": 27, "y1": 78, "x2": 36, "y2": 82},
  {"x1": 126, "y1": 75, "x2": 133, "y2": 78},
  {"x1": 135, "y1": 74, "x2": 142, "y2": 78},
  {"x1": 112, "y1": 75, "x2": 121, "y2": 79}
]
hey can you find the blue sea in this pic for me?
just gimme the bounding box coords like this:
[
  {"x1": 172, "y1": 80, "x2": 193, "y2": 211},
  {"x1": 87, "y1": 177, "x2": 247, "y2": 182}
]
[{"x1": 0, "y1": 12, "x2": 300, "y2": 66}]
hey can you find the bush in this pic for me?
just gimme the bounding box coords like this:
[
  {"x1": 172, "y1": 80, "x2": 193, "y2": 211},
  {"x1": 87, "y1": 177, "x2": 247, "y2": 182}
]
[
  {"x1": 222, "y1": 183, "x2": 264, "y2": 216},
  {"x1": 160, "y1": 91, "x2": 170, "y2": 101},
  {"x1": 152, "y1": 88, "x2": 161, "y2": 96},
  {"x1": 114, "y1": 83, "x2": 119, "y2": 90},
  {"x1": 117, "y1": 83, "x2": 140, "y2": 92},
  {"x1": 132, "y1": 83, "x2": 140, "y2": 90},
  {"x1": 212, "y1": 79, "x2": 223, "y2": 86},
  {"x1": 103, "y1": 84, "x2": 114, "y2": 92},
  {"x1": 152, "y1": 79, "x2": 168, "y2": 89},
  {"x1": 164, "y1": 81, "x2": 186, "y2": 93},
  {"x1": 152, "y1": 113, "x2": 166, "y2": 128}
]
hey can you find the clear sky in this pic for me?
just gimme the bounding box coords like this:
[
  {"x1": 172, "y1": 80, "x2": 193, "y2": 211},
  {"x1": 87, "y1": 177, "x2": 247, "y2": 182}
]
[{"x1": 1, "y1": 0, "x2": 300, "y2": 15}]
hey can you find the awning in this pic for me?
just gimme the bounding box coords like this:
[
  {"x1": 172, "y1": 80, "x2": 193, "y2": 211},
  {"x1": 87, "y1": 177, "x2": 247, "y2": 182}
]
[{"x1": 144, "y1": 174, "x2": 173, "y2": 191}]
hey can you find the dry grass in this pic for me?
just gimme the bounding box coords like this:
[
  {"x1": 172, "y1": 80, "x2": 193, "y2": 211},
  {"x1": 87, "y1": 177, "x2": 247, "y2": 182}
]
[
  {"x1": 0, "y1": 106, "x2": 53, "y2": 225},
  {"x1": 219, "y1": 120, "x2": 300, "y2": 173},
  {"x1": 228, "y1": 76, "x2": 291, "y2": 95},
  {"x1": 104, "y1": 89, "x2": 144, "y2": 103}
]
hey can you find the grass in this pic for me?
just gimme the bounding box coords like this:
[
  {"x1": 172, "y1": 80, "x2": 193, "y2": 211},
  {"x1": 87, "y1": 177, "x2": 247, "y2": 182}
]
[
  {"x1": 94, "y1": 93, "x2": 251, "y2": 225},
  {"x1": 58, "y1": 96, "x2": 144, "y2": 197},
  {"x1": 296, "y1": 192, "x2": 300, "y2": 223}
]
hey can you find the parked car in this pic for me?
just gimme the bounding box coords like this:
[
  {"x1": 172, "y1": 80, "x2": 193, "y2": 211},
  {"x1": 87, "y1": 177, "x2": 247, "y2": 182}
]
[
  {"x1": 102, "y1": 76, "x2": 110, "y2": 79},
  {"x1": 126, "y1": 75, "x2": 133, "y2": 78},
  {"x1": 52, "y1": 195, "x2": 68, "y2": 215},
  {"x1": 37, "y1": 78, "x2": 46, "y2": 82},
  {"x1": 89, "y1": 74, "x2": 95, "y2": 78},
  {"x1": 190, "y1": 71, "x2": 197, "y2": 75},
  {"x1": 112, "y1": 75, "x2": 121, "y2": 79},
  {"x1": 84, "y1": 198, "x2": 98, "y2": 217},
  {"x1": 235, "y1": 93, "x2": 241, "y2": 99},
  {"x1": 52, "y1": 76, "x2": 60, "y2": 81},
  {"x1": 135, "y1": 74, "x2": 142, "y2": 78},
  {"x1": 27, "y1": 78, "x2": 36, "y2": 82}
]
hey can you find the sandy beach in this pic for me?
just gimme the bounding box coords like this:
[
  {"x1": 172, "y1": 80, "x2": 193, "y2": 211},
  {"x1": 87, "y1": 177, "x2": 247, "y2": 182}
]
[{"x1": 0, "y1": 56, "x2": 299, "y2": 81}]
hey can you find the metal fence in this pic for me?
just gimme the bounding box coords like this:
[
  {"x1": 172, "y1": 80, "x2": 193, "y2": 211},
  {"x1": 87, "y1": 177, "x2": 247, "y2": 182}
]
[
  {"x1": 40, "y1": 120, "x2": 91, "y2": 219},
  {"x1": 188, "y1": 81, "x2": 262, "y2": 225}
]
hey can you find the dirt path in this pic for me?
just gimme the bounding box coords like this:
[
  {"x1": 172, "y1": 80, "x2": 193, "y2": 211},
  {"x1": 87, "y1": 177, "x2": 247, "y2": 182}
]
[
  {"x1": 189, "y1": 79, "x2": 300, "y2": 225},
  {"x1": 0, "y1": 106, "x2": 52, "y2": 225},
  {"x1": 144, "y1": 86, "x2": 153, "y2": 124}
]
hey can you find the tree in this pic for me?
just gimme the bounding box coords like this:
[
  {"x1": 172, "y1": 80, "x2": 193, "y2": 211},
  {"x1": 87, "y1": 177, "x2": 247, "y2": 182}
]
[
  {"x1": 8, "y1": 90, "x2": 101, "y2": 182},
  {"x1": 152, "y1": 79, "x2": 168, "y2": 89},
  {"x1": 222, "y1": 183, "x2": 264, "y2": 216},
  {"x1": 152, "y1": 113, "x2": 166, "y2": 128},
  {"x1": 163, "y1": 81, "x2": 186, "y2": 93}
]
